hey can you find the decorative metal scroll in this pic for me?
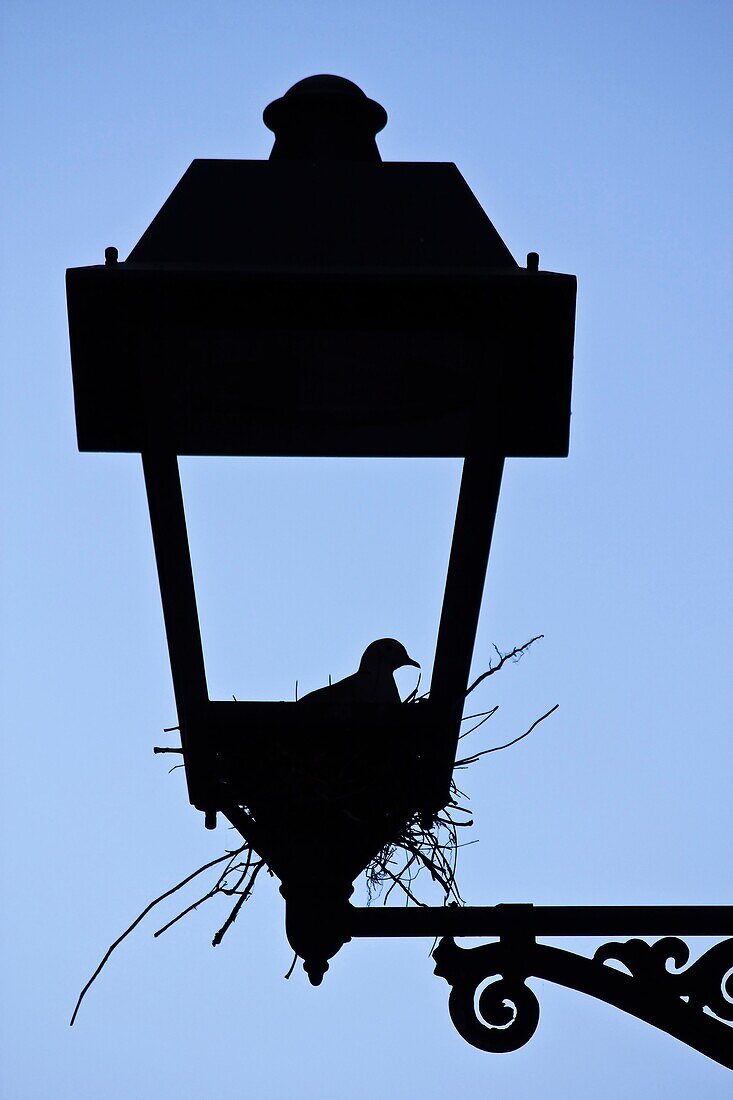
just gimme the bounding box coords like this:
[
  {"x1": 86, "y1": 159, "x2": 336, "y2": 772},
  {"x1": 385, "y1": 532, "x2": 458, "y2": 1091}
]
[{"x1": 433, "y1": 934, "x2": 733, "y2": 1070}]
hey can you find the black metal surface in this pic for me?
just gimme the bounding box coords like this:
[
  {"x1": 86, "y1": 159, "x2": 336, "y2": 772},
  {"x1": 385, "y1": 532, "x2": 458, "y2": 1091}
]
[
  {"x1": 264, "y1": 74, "x2": 387, "y2": 163},
  {"x1": 348, "y1": 903, "x2": 733, "y2": 937},
  {"x1": 66, "y1": 263, "x2": 575, "y2": 457},
  {"x1": 141, "y1": 451, "x2": 214, "y2": 816},
  {"x1": 429, "y1": 454, "x2": 504, "y2": 806},
  {"x1": 209, "y1": 699, "x2": 438, "y2": 829},
  {"x1": 127, "y1": 159, "x2": 516, "y2": 268},
  {"x1": 348, "y1": 903, "x2": 733, "y2": 1068},
  {"x1": 433, "y1": 932, "x2": 733, "y2": 1070}
]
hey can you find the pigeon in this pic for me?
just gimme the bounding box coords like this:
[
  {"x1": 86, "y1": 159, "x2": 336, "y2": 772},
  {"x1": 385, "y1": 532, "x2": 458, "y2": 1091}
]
[{"x1": 298, "y1": 638, "x2": 420, "y2": 706}]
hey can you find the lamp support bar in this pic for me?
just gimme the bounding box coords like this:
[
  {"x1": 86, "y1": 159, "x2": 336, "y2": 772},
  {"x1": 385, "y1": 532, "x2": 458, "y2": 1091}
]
[
  {"x1": 429, "y1": 453, "x2": 505, "y2": 804},
  {"x1": 141, "y1": 451, "x2": 212, "y2": 812},
  {"x1": 348, "y1": 903, "x2": 733, "y2": 938},
  {"x1": 348, "y1": 903, "x2": 733, "y2": 1070}
]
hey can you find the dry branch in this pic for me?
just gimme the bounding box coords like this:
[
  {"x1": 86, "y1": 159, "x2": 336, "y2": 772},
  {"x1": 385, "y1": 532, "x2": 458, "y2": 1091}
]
[{"x1": 70, "y1": 845, "x2": 247, "y2": 1026}]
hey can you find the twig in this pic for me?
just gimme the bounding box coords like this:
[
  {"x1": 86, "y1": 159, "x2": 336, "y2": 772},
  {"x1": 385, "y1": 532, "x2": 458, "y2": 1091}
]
[
  {"x1": 153, "y1": 886, "x2": 220, "y2": 937},
  {"x1": 402, "y1": 672, "x2": 422, "y2": 704},
  {"x1": 70, "y1": 845, "x2": 246, "y2": 1026},
  {"x1": 456, "y1": 704, "x2": 559, "y2": 766},
  {"x1": 461, "y1": 708, "x2": 499, "y2": 722},
  {"x1": 382, "y1": 852, "x2": 419, "y2": 904},
  {"x1": 464, "y1": 636, "x2": 544, "y2": 697},
  {"x1": 284, "y1": 952, "x2": 298, "y2": 980},
  {"x1": 212, "y1": 861, "x2": 263, "y2": 946},
  {"x1": 152, "y1": 852, "x2": 255, "y2": 936},
  {"x1": 459, "y1": 706, "x2": 499, "y2": 738},
  {"x1": 374, "y1": 861, "x2": 428, "y2": 907}
]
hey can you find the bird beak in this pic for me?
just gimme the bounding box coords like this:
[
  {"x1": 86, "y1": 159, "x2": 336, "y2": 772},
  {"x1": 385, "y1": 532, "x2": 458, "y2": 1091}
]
[{"x1": 405, "y1": 656, "x2": 420, "y2": 669}]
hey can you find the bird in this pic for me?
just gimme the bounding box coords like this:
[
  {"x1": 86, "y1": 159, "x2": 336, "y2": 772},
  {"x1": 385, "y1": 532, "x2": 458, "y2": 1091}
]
[{"x1": 298, "y1": 638, "x2": 420, "y2": 706}]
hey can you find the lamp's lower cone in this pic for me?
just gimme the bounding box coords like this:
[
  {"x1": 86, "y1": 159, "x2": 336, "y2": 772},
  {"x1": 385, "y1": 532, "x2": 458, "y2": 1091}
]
[
  {"x1": 212, "y1": 704, "x2": 440, "y2": 979},
  {"x1": 252, "y1": 814, "x2": 401, "y2": 983},
  {"x1": 281, "y1": 880, "x2": 354, "y2": 985}
]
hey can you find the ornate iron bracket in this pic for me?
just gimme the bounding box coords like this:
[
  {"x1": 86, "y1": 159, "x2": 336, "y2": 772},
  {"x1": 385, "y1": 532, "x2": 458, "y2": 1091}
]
[{"x1": 349, "y1": 904, "x2": 733, "y2": 1069}]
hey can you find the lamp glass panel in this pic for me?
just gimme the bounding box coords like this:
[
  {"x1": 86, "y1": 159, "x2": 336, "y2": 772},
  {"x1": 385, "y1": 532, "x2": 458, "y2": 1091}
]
[{"x1": 178, "y1": 456, "x2": 462, "y2": 702}]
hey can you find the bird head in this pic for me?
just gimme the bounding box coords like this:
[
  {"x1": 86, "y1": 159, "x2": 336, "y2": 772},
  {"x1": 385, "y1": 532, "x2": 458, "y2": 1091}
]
[{"x1": 359, "y1": 638, "x2": 420, "y2": 673}]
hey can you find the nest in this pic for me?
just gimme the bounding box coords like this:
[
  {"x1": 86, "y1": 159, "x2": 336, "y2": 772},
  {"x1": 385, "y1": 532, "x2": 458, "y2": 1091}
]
[{"x1": 71, "y1": 636, "x2": 556, "y2": 1024}]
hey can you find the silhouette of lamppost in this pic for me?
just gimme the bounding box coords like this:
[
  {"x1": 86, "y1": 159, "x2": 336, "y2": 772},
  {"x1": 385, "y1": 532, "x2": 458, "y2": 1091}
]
[{"x1": 67, "y1": 77, "x2": 733, "y2": 1067}]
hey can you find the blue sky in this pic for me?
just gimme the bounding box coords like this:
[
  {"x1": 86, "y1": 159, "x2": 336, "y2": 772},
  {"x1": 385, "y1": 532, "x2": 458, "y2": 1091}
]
[{"x1": 1, "y1": 2, "x2": 732, "y2": 1096}]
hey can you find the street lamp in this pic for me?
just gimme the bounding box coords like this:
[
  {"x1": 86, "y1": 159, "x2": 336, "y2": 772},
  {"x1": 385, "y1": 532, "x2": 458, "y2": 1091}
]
[
  {"x1": 66, "y1": 76, "x2": 732, "y2": 1068},
  {"x1": 67, "y1": 73, "x2": 574, "y2": 974}
]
